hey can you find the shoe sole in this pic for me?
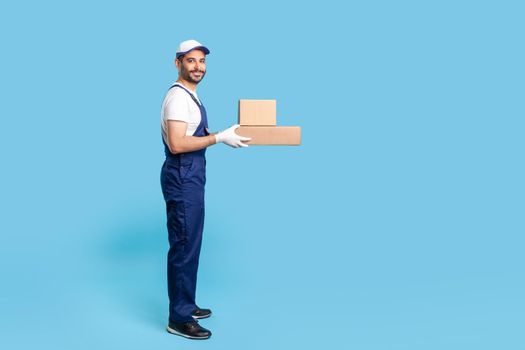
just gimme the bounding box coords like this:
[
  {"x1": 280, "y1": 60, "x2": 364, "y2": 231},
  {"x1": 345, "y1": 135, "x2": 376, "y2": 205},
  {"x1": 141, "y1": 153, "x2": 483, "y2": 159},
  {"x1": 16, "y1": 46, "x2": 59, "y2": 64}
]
[
  {"x1": 166, "y1": 325, "x2": 211, "y2": 340},
  {"x1": 191, "y1": 312, "x2": 212, "y2": 320}
]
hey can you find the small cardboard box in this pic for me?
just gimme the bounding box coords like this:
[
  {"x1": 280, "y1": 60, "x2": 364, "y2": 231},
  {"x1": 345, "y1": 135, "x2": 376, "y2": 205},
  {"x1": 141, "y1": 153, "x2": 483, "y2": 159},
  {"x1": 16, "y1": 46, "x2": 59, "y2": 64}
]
[
  {"x1": 235, "y1": 126, "x2": 301, "y2": 145},
  {"x1": 238, "y1": 100, "x2": 277, "y2": 126}
]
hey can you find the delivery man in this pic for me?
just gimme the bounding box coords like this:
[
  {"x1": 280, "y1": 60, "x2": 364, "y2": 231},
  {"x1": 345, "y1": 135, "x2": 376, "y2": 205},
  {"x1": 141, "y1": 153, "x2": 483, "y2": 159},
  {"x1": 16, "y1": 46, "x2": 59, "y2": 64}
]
[{"x1": 160, "y1": 39, "x2": 250, "y2": 340}]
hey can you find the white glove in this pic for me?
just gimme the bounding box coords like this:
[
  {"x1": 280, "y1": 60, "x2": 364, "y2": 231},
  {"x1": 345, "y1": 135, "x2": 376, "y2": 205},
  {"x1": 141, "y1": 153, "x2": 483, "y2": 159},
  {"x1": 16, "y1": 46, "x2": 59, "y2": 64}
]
[{"x1": 215, "y1": 124, "x2": 251, "y2": 148}]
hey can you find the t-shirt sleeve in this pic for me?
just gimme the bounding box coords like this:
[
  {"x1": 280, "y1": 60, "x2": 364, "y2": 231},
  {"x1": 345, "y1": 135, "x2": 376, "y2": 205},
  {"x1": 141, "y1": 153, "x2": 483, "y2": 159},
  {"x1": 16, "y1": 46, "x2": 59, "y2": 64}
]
[{"x1": 164, "y1": 91, "x2": 190, "y2": 123}]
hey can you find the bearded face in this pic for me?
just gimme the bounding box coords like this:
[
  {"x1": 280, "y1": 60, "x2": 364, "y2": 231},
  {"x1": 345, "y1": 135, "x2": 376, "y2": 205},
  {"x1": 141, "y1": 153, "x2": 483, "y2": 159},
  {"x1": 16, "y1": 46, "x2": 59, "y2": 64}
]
[{"x1": 177, "y1": 50, "x2": 207, "y2": 84}]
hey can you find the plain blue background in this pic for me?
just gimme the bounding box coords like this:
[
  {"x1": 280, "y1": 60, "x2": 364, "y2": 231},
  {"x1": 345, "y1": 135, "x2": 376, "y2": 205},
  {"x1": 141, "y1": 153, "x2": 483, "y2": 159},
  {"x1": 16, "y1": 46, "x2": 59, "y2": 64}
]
[{"x1": 1, "y1": 0, "x2": 524, "y2": 348}]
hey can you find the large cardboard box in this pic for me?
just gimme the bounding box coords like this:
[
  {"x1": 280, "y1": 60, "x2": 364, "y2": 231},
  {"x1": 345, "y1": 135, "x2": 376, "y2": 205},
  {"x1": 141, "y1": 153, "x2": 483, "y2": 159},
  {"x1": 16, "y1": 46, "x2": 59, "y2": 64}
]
[
  {"x1": 235, "y1": 126, "x2": 301, "y2": 145},
  {"x1": 238, "y1": 100, "x2": 277, "y2": 126}
]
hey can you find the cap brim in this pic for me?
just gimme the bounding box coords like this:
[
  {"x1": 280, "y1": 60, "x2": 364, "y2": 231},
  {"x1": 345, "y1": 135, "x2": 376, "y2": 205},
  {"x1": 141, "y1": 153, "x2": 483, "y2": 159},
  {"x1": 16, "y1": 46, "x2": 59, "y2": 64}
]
[{"x1": 176, "y1": 46, "x2": 210, "y2": 58}]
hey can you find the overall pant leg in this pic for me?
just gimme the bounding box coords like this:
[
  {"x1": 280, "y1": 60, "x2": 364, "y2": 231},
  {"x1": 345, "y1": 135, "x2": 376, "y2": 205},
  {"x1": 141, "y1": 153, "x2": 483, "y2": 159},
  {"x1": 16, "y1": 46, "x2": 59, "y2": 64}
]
[{"x1": 161, "y1": 155, "x2": 206, "y2": 323}]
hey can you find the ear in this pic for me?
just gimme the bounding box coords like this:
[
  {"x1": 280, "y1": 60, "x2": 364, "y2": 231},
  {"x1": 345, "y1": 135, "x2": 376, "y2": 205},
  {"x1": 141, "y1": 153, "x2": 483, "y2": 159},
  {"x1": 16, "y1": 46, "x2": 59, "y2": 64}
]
[{"x1": 174, "y1": 58, "x2": 180, "y2": 69}]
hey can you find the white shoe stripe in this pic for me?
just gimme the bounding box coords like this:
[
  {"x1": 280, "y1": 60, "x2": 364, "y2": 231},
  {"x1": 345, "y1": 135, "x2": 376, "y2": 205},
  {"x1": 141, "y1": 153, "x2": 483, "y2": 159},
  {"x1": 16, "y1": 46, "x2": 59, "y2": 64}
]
[{"x1": 166, "y1": 325, "x2": 210, "y2": 339}]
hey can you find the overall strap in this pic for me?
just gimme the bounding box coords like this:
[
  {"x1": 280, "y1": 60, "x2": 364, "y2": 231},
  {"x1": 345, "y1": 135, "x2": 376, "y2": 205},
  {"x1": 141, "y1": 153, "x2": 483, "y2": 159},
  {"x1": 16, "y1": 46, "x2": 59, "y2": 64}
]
[
  {"x1": 169, "y1": 83, "x2": 202, "y2": 107},
  {"x1": 168, "y1": 83, "x2": 209, "y2": 133}
]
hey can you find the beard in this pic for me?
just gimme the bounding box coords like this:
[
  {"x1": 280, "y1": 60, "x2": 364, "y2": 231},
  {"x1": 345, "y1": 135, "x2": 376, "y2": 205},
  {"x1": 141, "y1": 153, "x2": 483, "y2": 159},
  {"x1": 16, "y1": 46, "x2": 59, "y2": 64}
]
[{"x1": 181, "y1": 64, "x2": 206, "y2": 84}]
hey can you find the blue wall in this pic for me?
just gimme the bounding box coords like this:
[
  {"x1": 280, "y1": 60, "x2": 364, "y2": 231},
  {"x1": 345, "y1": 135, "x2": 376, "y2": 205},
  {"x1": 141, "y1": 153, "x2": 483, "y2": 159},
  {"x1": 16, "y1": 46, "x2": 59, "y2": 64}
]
[{"x1": 1, "y1": 0, "x2": 524, "y2": 348}]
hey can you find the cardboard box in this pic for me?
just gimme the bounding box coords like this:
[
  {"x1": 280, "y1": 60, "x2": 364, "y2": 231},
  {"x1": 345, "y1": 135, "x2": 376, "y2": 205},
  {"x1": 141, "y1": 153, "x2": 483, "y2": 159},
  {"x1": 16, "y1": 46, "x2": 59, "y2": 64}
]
[
  {"x1": 238, "y1": 100, "x2": 277, "y2": 126},
  {"x1": 235, "y1": 126, "x2": 301, "y2": 145}
]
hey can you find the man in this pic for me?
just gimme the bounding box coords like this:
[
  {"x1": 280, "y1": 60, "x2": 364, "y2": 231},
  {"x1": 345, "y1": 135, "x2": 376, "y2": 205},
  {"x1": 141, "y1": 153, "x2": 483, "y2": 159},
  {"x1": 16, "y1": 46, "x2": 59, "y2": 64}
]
[{"x1": 160, "y1": 39, "x2": 250, "y2": 340}]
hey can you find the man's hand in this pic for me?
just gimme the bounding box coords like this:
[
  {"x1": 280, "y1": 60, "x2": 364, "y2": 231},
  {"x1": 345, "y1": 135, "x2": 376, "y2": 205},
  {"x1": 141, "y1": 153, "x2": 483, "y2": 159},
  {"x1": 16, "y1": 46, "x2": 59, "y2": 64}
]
[{"x1": 215, "y1": 124, "x2": 251, "y2": 148}]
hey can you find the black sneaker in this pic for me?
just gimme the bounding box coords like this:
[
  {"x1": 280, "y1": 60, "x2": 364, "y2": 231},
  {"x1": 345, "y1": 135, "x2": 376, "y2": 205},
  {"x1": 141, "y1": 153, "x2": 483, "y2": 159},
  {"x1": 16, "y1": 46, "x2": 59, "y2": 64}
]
[
  {"x1": 191, "y1": 307, "x2": 212, "y2": 319},
  {"x1": 166, "y1": 320, "x2": 212, "y2": 340}
]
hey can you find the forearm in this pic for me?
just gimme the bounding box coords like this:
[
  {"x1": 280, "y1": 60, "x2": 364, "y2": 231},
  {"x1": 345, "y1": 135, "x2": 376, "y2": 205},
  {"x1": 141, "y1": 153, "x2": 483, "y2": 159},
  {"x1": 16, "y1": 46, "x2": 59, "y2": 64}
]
[{"x1": 168, "y1": 134, "x2": 217, "y2": 154}]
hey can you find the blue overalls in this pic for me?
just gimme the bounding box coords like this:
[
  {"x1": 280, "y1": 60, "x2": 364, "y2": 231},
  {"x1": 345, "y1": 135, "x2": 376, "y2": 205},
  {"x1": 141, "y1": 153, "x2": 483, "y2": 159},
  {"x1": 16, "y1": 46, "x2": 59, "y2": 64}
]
[{"x1": 160, "y1": 83, "x2": 209, "y2": 323}]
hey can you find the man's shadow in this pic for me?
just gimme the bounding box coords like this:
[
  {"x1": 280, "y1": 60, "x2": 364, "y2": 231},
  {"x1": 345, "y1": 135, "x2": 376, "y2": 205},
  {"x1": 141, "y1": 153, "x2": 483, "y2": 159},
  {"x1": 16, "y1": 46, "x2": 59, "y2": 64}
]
[
  {"x1": 96, "y1": 208, "x2": 229, "y2": 329},
  {"x1": 97, "y1": 213, "x2": 168, "y2": 329}
]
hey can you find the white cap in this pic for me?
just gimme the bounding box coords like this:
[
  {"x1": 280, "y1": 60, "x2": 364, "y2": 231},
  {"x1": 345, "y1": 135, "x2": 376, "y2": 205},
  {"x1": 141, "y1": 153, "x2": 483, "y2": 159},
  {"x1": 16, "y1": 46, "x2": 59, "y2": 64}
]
[{"x1": 176, "y1": 39, "x2": 210, "y2": 58}]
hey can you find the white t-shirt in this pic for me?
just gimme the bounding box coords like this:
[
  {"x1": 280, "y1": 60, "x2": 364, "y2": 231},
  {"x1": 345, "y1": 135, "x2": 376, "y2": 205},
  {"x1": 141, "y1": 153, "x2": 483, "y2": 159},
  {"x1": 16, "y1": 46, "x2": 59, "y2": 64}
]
[{"x1": 161, "y1": 82, "x2": 203, "y2": 144}]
